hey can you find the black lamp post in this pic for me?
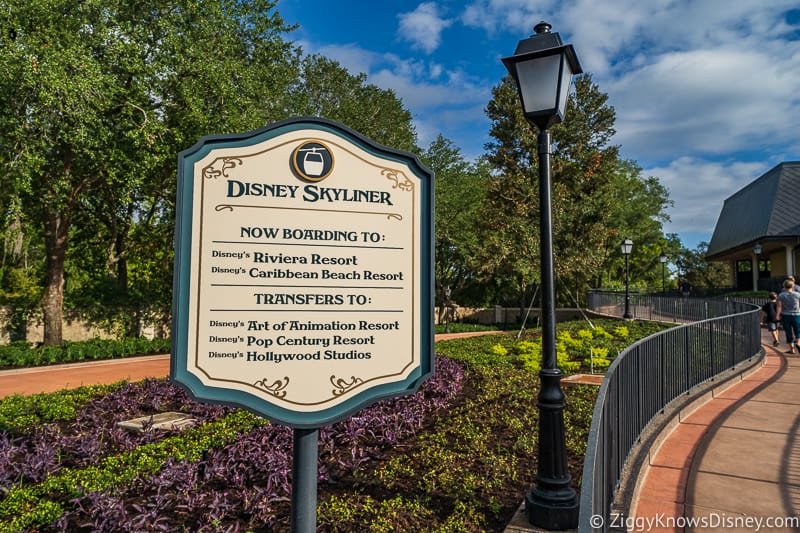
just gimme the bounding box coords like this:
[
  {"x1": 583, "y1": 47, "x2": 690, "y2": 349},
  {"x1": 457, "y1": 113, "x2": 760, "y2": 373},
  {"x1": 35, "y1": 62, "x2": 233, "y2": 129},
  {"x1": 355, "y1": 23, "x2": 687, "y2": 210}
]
[
  {"x1": 621, "y1": 239, "x2": 633, "y2": 319},
  {"x1": 659, "y1": 252, "x2": 667, "y2": 294},
  {"x1": 502, "y1": 21, "x2": 582, "y2": 530},
  {"x1": 754, "y1": 243, "x2": 762, "y2": 291}
]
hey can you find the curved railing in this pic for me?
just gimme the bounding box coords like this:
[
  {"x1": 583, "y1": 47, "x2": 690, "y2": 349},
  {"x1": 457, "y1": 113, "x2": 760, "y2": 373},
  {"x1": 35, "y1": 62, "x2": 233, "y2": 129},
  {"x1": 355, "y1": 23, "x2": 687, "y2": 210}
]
[{"x1": 578, "y1": 293, "x2": 762, "y2": 531}]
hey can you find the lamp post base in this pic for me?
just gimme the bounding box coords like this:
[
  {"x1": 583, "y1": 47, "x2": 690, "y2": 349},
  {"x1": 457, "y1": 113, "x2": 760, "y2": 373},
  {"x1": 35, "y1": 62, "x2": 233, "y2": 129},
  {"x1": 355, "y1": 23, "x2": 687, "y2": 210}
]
[
  {"x1": 527, "y1": 369, "x2": 580, "y2": 530},
  {"x1": 526, "y1": 489, "x2": 579, "y2": 530}
]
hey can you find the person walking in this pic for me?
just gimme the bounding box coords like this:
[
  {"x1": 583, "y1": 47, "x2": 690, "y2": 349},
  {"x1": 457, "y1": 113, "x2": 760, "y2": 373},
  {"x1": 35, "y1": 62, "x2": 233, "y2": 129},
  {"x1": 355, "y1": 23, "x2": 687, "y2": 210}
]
[
  {"x1": 761, "y1": 292, "x2": 781, "y2": 347},
  {"x1": 777, "y1": 279, "x2": 800, "y2": 354},
  {"x1": 788, "y1": 275, "x2": 800, "y2": 293}
]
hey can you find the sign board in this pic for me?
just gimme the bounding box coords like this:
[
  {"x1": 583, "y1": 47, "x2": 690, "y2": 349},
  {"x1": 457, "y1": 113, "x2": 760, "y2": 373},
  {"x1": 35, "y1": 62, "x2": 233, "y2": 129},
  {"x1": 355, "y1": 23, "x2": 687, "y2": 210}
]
[{"x1": 171, "y1": 117, "x2": 434, "y2": 428}]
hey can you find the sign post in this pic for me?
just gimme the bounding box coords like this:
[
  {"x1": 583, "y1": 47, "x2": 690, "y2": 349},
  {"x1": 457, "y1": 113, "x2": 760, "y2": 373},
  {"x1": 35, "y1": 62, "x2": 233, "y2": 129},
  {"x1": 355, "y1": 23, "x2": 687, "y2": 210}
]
[{"x1": 171, "y1": 117, "x2": 434, "y2": 530}]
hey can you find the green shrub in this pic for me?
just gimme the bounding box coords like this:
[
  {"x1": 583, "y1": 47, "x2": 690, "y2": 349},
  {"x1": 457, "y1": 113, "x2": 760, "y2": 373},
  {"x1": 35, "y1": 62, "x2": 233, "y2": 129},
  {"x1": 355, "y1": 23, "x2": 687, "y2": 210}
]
[
  {"x1": 510, "y1": 337, "x2": 580, "y2": 374},
  {"x1": 0, "y1": 337, "x2": 171, "y2": 369},
  {"x1": 613, "y1": 326, "x2": 629, "y2": 338},
  {"x1": 592, "y1": 326, "x2": 613, "y2": 339},
  {"x1": 0, "y1": 383, "x2": 124, "y2": 432},
  {"x1": 583, "y1": 357, "x2": 612, "y2": 370}
]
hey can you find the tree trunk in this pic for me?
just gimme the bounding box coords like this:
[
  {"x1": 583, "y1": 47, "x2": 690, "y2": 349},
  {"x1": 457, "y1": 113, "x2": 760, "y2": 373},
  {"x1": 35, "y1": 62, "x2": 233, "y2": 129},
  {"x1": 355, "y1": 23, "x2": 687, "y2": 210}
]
[
  {"x1": 2, "y1": 216, "x2": 24, "y2": 266},
  {"x1": 41, "y1": 208, "x2": 69, "y2": 345}
]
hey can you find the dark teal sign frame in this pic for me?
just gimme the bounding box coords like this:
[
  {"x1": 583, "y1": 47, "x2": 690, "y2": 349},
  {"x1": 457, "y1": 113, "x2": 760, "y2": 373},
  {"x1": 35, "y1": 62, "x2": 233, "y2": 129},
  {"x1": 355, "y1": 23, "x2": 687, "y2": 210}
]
[{"x1": 171, "y1": 117, "x2": 434, "y2": 429}]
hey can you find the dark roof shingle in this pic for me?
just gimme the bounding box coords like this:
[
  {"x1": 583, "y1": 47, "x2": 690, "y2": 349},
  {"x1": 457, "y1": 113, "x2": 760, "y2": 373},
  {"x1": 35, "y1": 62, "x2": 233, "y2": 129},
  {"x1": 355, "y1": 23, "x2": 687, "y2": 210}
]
[{"x1": 707, "y1": 162, "x2": 800, "y2": 257}]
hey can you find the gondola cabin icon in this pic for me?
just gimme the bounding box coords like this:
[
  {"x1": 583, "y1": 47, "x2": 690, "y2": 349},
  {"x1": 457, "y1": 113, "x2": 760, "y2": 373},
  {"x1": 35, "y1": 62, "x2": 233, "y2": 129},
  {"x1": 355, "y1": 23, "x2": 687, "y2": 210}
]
[{"x1": 291, "y1": 141, "x2": 334, "y2": 182}]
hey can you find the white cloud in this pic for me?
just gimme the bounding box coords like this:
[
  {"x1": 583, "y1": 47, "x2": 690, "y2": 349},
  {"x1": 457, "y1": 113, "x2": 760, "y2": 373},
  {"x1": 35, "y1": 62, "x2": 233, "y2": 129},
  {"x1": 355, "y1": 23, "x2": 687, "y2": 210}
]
[
  {"x1": 610, "y1": 46, "x2": 800, "y2": 162},
  {"x1": 645, "y1": 157, "x2": 769, "y2": 237},
  {"x1": 462, "y1": 0, "x2": 800, "y2": 76},
  {"x1": 368, "y1": 64, "x2": 491, "y2": 151},
  {"x1": 301, "y1": 39, "x2": 493, "y2": 158},
  {"x1": 309, "y1": 42, "x2": 381, "y2": 78},
  {"x1": 398, "y1": 3, "x2": 453, "y2": 54},
  {"x1": 461, "y1": 0, "x2": 557, "y2": 36},
  {"x1": 293, "y1": 0, "x2": 800, "y2": 241}
]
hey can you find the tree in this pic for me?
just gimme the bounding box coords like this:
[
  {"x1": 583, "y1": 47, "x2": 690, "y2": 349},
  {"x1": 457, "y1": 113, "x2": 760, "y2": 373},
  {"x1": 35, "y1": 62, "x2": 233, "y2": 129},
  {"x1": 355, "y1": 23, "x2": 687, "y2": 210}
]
[
  {"x1": 594, "y1": 160, "x2": 673, "y2": 292},
  {"x1": 0, "y1": 204, "x2": 42, "y2": 341},
  {"x1": 1, "y1": 1, "x2": 299, "y2": 343},
  {"x1": 289, "y1": 54, "x2": 417, "y2": 152},
  {"x1": 480, "y1": 74, "x2": 673, "y2": 307},
  {"x1": 549, "y1": 75, "x2": 622, "y2": 303},
  {"x1": 478, "y1": 77, "x2": 540, "y2": 312},
  {"x1": 419, "y1": 135, "x2": 487, "y2": 312},
  {"x1": 676, "y1": 241, "x2": 731, "y2": 291}
]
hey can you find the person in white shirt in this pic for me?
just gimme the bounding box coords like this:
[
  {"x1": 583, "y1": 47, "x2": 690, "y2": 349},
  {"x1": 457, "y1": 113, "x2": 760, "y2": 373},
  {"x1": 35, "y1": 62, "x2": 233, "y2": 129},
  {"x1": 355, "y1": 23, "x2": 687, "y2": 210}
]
[{"x1": 777, "y1": 279, "x2": 800, "y2": 354}]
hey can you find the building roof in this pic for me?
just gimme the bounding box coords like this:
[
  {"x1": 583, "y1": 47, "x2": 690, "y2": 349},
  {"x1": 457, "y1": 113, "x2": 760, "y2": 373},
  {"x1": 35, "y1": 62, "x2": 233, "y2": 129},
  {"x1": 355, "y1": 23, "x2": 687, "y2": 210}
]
[{"x1": 707, "y1": 162, "x2": 800, "y2": 258}]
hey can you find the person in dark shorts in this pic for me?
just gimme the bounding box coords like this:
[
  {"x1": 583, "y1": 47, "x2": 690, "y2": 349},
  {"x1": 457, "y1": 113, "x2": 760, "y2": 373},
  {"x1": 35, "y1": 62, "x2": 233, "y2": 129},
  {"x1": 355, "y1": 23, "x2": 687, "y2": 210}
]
[
  {"x1": 761, "y1": 292, "x2": 780, "y2": 347},
  {"x1": 777, "y1": 279, "x2": 800, "y2": 354}
]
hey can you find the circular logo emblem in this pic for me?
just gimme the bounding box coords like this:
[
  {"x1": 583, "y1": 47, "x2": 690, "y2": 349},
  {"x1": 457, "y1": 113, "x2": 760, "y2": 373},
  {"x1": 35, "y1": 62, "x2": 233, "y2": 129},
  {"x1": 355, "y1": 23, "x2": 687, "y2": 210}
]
[{"x1": 291, "y1": 141, "x2": 334, "y2": 182}]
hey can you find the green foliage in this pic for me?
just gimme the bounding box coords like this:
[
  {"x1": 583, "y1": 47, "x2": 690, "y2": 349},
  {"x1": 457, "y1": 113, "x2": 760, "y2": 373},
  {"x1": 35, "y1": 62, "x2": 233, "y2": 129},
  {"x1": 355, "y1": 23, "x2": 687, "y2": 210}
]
[
  {"x1": 434, "y1": 322, "x2": 502, "y2": 334},
  {"x1": 481, "y1": 75, "x2": 675, "y2": 304},
  {"x1": 420, "y1": 135, "x2": 491, "y2": 308},
  {"x1": 0, "y1": 337, "x2": 170, "y2": 369},
  {"x1": 291, "y1": 54, "x2": 417, "y2": 153},
  {"x1": 675, "y1": 241, "x2": 732, "y2": 290},
  {"x1": 0, "y1": 320, "x2": 669, "y2": 531},
  {"x1": 0, "y1": 265, "x2": 41, "y2": 341},
  {"x1": 508, "y1": 337, "x2": 581, "y2": 373},
  {"x1": 367, "y1": 363, "x2": 539, "y2": 520},
  {"x1": 0, "y1": 383, "x2": 124, "y2": 433},
  {"x1": 584, "y1": 356, "x2": 612, "y2": 370},
  {"x1": 440, "y1": 319, "x2": 671, "y2": 377},
  {"x1": 319, "y1": 494, "x2": 440, "y2": 533},
  {"x1": 489, "y1": 343, "x2": 508, "y2": 357},
  {"x1": 590, "y1": 346, "x2": 610, "y2": 359},
  {"x1": 434, "y1": 334, "x2": 518, "y2": 368},
  {"x1": 592, "y1": 326, "x2": 613, "y2": 339},
  {"x1": 2, "y1": 0, "x2": 419, "y2": 344}
]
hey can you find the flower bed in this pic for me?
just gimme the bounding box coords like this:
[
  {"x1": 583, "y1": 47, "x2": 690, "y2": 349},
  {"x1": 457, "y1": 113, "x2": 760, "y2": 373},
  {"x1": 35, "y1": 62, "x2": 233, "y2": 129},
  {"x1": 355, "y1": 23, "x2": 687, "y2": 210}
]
[
  {"x1": 0, "y1": 358, "x2": 466, "y2": 532},
  {"x1": 0, "y1": 319, "x2": 668, "y2": 531}
]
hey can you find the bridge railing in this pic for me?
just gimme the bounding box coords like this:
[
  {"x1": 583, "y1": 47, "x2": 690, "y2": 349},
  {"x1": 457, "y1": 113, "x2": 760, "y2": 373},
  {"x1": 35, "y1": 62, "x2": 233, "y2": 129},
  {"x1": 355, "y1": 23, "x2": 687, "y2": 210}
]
[{"x1": 578, "y1": 292, "x2": 762, "y2": 531}]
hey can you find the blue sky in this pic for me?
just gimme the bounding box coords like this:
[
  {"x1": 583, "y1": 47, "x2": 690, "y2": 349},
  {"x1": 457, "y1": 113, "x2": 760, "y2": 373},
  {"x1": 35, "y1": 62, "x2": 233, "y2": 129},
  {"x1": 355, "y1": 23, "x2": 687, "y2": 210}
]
[{"x1": 278, "y1": 0, "x2": 800, "y2": 250}]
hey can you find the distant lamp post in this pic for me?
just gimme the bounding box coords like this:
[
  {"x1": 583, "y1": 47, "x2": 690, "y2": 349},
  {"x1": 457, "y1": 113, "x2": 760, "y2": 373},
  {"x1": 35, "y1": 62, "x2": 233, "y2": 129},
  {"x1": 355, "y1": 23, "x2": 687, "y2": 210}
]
[
  {"x1": 621, "y1": 239, "x2": 633, "y2": 319},
  {"x1": 659, "y1": 253, "x2": 668, "y2": 294},
  {"x1": 754, "y1": 243, "x2": 762, "y2": 291},
  {"x1": 502, "y1": 20, "x2": 582, "y2": 530}
]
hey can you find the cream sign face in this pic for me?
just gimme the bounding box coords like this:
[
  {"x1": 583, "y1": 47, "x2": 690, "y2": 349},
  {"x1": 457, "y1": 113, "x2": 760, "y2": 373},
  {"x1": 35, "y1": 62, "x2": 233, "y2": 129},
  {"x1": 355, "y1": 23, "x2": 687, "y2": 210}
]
[{"x1": 171, "y1": 118, "x2": 434, "y2": 428}]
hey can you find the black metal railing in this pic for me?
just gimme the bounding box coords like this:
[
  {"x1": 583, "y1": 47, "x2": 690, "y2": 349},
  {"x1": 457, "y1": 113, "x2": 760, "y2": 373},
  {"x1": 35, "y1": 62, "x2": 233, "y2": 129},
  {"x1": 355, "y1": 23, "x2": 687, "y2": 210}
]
[
  {"x1": 578, "y1": 293, "x2": 762, "y2": 531},
  {"x1": 587, "y1": 289, "x2": 766, "y2": 323}
]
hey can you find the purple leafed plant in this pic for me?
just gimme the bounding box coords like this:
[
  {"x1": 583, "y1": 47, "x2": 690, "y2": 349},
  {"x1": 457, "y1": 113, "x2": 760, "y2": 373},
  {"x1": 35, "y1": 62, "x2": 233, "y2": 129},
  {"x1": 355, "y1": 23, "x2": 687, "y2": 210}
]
[
  {"x1": 54, "y1": 356, "x2": 466, "y2": 531},
  {"x1": 0, "y1": 379, "x2": 233, "y2": 492}
]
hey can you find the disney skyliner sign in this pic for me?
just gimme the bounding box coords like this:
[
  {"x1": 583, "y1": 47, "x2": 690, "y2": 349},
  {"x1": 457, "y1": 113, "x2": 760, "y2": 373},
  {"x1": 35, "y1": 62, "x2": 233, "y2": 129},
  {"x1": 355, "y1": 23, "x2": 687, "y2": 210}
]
[{"x1": 171, "y1": 117, "x2": 434, "y2": 532}]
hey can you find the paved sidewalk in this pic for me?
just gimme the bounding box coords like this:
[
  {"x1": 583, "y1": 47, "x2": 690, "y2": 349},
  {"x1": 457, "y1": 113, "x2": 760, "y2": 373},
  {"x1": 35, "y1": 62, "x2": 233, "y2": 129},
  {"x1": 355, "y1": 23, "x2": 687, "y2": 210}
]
[
  {"x1": 0, "y1": 353, "x2": 171, "y2": 398},
  {"x1": 631, "y1": 331, "x2": 800, "y2": 532},
  {"x1": 0, "y1": 330, "x2": 504, "y2": 399}
]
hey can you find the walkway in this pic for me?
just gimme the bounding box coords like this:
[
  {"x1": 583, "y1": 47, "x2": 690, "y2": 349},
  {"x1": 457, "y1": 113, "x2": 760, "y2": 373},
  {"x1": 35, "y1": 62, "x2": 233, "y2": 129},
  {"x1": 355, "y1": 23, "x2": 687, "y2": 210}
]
[
  {"x1": 0, "y1": 331, "x2": 504, "y2": 399},
  {"x1": 631, "y1": 330, "x2": 800, "y2": 532}
]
